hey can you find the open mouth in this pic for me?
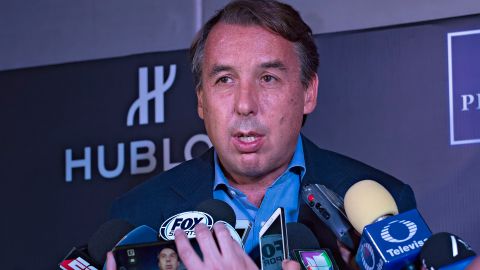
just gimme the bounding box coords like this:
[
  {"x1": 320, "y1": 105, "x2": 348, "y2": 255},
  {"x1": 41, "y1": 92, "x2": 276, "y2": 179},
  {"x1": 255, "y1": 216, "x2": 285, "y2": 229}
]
[
  {"x1": 237, "y1": 134, "x2": 258, "y2": 143},
  {"x1": 234, "y1": 131, "x2": 264, "y2": 142},
  {"x1": 232, "y1": 131, "x2": 265, "y2": 152}
]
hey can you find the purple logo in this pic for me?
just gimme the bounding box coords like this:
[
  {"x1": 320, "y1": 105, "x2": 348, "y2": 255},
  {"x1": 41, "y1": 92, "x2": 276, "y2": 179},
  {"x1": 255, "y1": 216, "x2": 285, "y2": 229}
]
[
  {"x1": 448, "y1": 29, "x2": 480, "y2": 145},
  {"x1": 297, "y1": 250, "x2": 334, "y2": 270}
]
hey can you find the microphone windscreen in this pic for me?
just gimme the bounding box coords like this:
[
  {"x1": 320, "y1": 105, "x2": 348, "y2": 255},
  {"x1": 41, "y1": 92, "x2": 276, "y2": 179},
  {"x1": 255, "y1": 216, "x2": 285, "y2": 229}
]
[
  {"x1": 195, "y1": 199, "x2": 236, "y2": 226},
  {"x1": 344, "y1": 180, "x2": 399, "y2": 233},
  {"x1": 421, "y1": 232, "x2": 476, "y2": 270},
  {"x1": 115, "y1": 225, "x2": 158, "y2": 246},
  {"x1": 287, "y1": 222, "x2": 321, "y2": 250},
  {"x1": 87, "y1": 219, "x2": 135, "y2": 266}
]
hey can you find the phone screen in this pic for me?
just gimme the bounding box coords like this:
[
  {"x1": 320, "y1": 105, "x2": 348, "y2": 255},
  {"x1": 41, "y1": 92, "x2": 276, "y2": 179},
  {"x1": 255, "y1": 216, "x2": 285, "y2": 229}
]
[
  {"x1": 259, "y1": 208, "x2": 287, "y2": 270},
  {"x1": 235, "y1": 219, "x2": 252, "y2": 245},
  {"x1": 113, "y1": 241, "x2": 187, "y2": 270}
]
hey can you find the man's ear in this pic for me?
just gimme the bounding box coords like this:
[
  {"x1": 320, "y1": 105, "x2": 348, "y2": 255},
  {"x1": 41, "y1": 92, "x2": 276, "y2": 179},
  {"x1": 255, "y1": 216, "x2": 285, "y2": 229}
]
[
  {"x1": 196, "y1": 88, "x2": 205, "y2": 119},
  {"x1": 303, "y1": 74, "x2": 318, "y2": 114}
]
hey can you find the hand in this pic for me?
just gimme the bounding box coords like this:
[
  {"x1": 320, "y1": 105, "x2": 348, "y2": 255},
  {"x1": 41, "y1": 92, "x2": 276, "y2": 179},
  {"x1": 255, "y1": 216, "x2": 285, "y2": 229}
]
[
  {"x1": 174, "y1": 222, "x2": 258, "y2": 270},
  {"x1": 337, "y1": 240, "x2": 360, "y2": 270},
  {"x1": 106, "y1": 251, "x2": 117, "y2": 270},
  {"x1": 282, "y1": 259, "x2": 301, "y2": 270},
  {"x1": 466, "y1": 255, "x2": 480, "y2": 270},
  {"x1": 106, "y1": 222, "x2": 301, "y2": 270}
]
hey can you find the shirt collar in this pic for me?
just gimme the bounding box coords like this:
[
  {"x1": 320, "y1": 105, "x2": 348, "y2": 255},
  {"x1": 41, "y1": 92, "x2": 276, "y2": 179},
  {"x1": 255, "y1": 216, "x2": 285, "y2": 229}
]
[{"x1": 213, "y1": 135, "x2": 306, "y2": 191}]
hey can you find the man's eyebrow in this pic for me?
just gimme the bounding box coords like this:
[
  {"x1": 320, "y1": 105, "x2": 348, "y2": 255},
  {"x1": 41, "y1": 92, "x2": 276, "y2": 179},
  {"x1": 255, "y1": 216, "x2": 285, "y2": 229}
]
[
  {"x1": 260, "y1": 60, "x2": 287, "y2": 71},
  {"x1": 207, "y1": 61, "x2": 287, "y2": 78},
  {"x1": 208, "y1": 65, "x2": 233, "y2": 78}
]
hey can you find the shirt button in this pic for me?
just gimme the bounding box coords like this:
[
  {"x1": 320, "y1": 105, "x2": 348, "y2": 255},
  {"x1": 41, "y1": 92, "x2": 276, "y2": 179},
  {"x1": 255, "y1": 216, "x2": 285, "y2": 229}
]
[{"x1": 230, "y1": 190, "x2": 236, "y2": 196}]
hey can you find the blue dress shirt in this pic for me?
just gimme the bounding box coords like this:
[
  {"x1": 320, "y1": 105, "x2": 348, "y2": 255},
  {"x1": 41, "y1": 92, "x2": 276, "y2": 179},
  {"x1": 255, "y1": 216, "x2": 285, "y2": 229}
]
[{"x1": 213, "y1": 136, "x2": 306, "y2": 254}]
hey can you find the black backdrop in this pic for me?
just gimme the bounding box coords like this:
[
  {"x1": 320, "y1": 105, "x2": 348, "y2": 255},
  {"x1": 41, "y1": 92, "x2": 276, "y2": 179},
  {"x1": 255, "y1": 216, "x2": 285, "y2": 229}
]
[{"x1": 1, "y1": 14, "x2": 479, "y2": 270}]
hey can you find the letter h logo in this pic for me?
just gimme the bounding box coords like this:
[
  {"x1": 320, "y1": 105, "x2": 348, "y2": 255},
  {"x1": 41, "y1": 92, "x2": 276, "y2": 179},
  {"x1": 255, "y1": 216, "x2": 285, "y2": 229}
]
[{"x1": 127, "y1": 65, "x2": 177, "y2": 126}]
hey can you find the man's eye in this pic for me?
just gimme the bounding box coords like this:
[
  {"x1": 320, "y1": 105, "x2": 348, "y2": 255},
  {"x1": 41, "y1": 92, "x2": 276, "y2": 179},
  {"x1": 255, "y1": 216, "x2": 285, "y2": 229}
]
[
  {"x1": 216, "y1": 76, "x2": 232, "y2": 84},
  {"x1": 262, "y1": 75, "x2": 276, "y2": 83}
]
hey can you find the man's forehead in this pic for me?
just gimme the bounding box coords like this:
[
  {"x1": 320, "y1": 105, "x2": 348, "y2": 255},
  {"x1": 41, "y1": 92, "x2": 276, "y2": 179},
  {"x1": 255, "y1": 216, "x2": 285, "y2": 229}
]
[
  {"x1": 205, "y1": 22, "x2": 292, "y2": 49},
  {"x1": 203, "y1": 23, "x2": 298, "y2": 71},
  {"x1": 160, "y1": 248, "x2": 175, "y2": 254}
]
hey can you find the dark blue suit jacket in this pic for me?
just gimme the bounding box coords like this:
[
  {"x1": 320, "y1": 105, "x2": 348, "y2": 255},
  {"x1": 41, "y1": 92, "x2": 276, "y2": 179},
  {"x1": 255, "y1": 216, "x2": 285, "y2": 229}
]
[{"x1": 110, "y1": 135, "x2": 416, "y2": 268}]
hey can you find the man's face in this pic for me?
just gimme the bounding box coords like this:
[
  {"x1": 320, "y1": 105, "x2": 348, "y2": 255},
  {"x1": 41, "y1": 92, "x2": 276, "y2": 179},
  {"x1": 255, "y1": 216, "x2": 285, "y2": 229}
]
[
  {"x1": 157, "y1": 248, "x2": 179, "y2": 270},
  {"x1": 197, "y1": 23, "x2": 318, "y2": 183}
]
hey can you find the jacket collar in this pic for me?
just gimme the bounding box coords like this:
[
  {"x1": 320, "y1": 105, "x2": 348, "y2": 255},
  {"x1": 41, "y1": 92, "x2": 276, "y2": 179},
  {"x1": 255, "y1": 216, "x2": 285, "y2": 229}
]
[{"x1": 169, "y1": 134, "x2": 323, "y2": 206}]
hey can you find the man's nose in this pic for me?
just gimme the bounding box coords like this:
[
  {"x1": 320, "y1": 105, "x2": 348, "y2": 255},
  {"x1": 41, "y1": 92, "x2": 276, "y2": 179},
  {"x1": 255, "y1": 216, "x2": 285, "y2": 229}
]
[{"x1": 234, "y1": 81, "x2": 258, "y2": 116}]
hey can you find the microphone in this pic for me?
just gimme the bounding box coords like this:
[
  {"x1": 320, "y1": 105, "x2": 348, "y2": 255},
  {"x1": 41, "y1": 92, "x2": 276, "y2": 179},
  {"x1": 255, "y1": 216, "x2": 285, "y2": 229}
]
[
  {"x1": 287, "y1": 222, "x2": 321, "y2": 251},
  {"x1": 301, "y1": 183, "x2": 356, "y2": 249},
  {"x1": 195, "y1": 199, "x2": 236, "y2": 226},
  {"x1": 287, "y1": 222, "x2": 339, "y2": 270},
  {"x1": 59, "y1": 246, "x2": 99, "y2": 270},
  {"x1": 59, "y1": 219, "x2": 134, "y2": 270},
  {"x1": 420, "y1": 232, "x2": 476, "y2": 270},
  {"x1": 344, "y1": 180, "x2": 432, "y2": 270},
  {"x1": 195, "y1": 199, "x2": 244, "y2": 247},
  {"x1": 107, "y1": 224, "x2": 161, "y2": 270},
  {"x1": 111, "y1": 200, "x2": 241, "y2": 269},
  {"x1": 113, "y1": 225, "x2": 159, "y2": 246},
  {"x1": 159, "y1": 199, "x2": 236, "y2": 241}
]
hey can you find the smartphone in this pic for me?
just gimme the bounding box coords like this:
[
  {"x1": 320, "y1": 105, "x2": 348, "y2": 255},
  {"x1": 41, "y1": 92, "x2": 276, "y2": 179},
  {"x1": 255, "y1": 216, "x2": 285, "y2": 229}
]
[
  {"x1": 113, "y1": 240, "x2": 187, "y2": 270},
  {"x1": 235, "y1": 219, "x2": 252, "y2": 246},
  {"x1": 259, "y1": 207, "x2": 288, "y2": 270}
]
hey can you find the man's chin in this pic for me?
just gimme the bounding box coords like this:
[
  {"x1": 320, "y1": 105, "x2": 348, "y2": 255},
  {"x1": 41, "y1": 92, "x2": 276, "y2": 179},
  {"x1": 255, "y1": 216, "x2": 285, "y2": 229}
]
[
  {"x1": 233, "y1": 165, "x2": 275, "y2": 181},
  {"x1": 222, "y1": 157, "x2": 278, "y2": 181}
]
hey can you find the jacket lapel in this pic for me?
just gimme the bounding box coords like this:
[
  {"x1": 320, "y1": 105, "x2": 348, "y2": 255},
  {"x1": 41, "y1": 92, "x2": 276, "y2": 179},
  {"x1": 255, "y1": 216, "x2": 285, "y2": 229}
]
[{"x1": 165, "y1": 148, "x2": 216, "y2": 216}]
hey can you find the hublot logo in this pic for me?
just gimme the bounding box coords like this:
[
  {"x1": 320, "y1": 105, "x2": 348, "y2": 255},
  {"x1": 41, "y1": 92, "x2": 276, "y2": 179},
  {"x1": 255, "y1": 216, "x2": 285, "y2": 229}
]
[{"x1": 127, "y1": 65, "x2": 177, "y2": 126}]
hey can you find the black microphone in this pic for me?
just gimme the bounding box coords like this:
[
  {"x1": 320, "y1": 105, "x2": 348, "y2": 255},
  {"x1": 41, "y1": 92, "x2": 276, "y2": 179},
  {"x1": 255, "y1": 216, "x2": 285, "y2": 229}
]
[
  {"x1": 110, "y1": 224, "x2": 163, "y2": 269},
  {"x1": 112, "y1": 200, "x2": 240, "y2": 270},
  {"x1": 195, "y1": 199, "x2": 236, "y2": 226},
  {"x1": 59, "y1": 246, "x2": 99, "y2": 270},
  {"x1": 59, "y1": 219, "x2": 134, "y2": 270},
  {"x1": 287, "y1": 222, "x2": 340, "y2": 270},
  {"x1": 301, "y1": 183, "x2": 356, "y2": 250},
  {"x1": 198, "y1": 199, "x2": 252, "y2": 247},
  {"x1": 159, "y1": 199, "x2": 237, "y2": 241},
  {"x1": 420, "y1": 232, "x2": 477, "y2": 270},
  {"x1": 195, "y1": 199, "x2": 244, "y2": 247},
  {"x1": 287, "y1": 222, "x2": 321, "y2": 250}
]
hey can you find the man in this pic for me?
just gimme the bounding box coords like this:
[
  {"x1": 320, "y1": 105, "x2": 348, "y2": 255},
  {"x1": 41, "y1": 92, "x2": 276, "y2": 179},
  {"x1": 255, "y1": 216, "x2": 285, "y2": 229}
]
[
  {"x1": 110, "y1": 0, "x2": 416, "y2": 268},
  {"x1": 157, "y1": 247, "x2": 180, "y2": 270}
]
